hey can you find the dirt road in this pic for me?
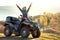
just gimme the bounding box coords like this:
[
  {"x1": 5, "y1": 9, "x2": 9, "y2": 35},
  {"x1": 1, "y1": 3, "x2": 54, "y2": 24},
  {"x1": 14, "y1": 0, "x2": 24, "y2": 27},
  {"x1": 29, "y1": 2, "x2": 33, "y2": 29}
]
[{"x1": 0, "y1": 37, "x2": 39, "y2": 40}]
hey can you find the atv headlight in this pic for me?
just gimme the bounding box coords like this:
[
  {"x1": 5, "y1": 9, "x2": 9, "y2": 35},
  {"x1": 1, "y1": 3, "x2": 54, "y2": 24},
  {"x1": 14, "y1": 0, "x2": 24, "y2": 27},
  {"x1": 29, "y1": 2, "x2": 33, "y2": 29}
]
[
  {"x1": 35, "y1": 24, "x2": 40, "y2": 28},
  {"x1": 30, "y1": 25, "x2": 33, "y2": 27},
  {"x1": 34, "y1": 23, "x2": 37, "y2": 27}
]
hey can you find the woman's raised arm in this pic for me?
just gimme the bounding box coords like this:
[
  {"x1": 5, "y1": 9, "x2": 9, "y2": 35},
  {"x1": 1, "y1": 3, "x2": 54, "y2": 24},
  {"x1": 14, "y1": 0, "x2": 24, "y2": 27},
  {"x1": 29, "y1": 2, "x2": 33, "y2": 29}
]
[
  {"x1": 27, "y1": 3, "x2": 32, "y2": 12},
  {"x1": 16, "y1": 4, "x2": 22, "y2": 11}
]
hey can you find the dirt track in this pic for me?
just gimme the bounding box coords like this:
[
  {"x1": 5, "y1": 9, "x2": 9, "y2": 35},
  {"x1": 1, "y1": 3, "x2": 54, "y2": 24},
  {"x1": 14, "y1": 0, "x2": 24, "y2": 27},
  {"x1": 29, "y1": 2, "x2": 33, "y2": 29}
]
[
  {"x1": 0, "y1": 37, "x2": 31, "y2": 40},
  {"x1": 0, "y1": 37, "x2": 39, "y2": 40}
]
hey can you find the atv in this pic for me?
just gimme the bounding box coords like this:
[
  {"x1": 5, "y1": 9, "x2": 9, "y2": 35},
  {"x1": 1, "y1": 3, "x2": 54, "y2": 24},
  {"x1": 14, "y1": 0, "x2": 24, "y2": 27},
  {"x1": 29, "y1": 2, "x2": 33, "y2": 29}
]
[{"x1": 4, "y1": 16, "x2": 41, "y2": 38}]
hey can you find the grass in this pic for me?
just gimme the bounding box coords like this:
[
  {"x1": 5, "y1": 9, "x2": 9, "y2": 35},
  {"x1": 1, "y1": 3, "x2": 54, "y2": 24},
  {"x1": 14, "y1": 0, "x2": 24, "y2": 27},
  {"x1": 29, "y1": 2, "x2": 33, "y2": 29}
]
[{"x1": 40, "y1": 33, "x2": 60, "y2": 40}]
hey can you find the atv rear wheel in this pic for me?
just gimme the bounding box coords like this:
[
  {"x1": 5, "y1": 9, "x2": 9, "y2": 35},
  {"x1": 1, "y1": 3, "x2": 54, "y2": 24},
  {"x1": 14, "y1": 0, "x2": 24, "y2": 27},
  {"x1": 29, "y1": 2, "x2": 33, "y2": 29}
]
[
  {"x1": 32, "y1": 28, "x2": 41, "y2": 38},
  {"x1": 4, "y1": 25, "x2": 12, "y2": 37},
  {"x1": 20, "y1": 27, "x2": 29, "y2": 38}
]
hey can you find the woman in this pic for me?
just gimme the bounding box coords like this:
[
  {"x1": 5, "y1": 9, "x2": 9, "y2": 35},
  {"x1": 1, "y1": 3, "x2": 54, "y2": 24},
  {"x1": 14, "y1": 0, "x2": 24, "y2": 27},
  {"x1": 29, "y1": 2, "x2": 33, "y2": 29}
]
[{"x1": 16, "y1": 3, "x2": 32, "y2": 19}]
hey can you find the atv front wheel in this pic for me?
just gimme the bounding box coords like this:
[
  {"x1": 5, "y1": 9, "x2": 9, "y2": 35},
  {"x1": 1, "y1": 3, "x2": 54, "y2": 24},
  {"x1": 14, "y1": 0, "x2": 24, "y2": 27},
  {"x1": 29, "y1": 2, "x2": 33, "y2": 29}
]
[
  {"x1": 4, "y1": 25, "x2": 12, "y2": 37},
  {"x1": 20, "y1": 27, "x2": 29, "y2": 38}
]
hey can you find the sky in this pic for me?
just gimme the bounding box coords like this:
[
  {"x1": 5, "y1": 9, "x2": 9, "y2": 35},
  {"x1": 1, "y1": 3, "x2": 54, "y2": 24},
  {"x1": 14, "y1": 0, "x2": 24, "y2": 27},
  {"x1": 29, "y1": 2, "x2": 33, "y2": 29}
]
[{"x1": 0, "y1": 0, "x2": 60, "y2": 20}]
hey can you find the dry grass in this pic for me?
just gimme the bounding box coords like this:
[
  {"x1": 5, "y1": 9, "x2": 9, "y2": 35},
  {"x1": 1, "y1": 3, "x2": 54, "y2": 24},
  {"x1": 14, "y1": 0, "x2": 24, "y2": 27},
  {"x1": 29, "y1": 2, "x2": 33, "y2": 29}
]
[{"x1": 40, "y1": 33, "x2": 60, "y2": 40}]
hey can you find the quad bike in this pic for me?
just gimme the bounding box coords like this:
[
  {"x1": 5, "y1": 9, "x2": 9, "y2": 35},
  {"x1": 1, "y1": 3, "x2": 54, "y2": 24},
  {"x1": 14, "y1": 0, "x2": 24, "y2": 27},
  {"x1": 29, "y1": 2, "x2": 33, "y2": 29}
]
[{"x1": 4, "y1": 16, "x2": 41, "y2": 38}]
